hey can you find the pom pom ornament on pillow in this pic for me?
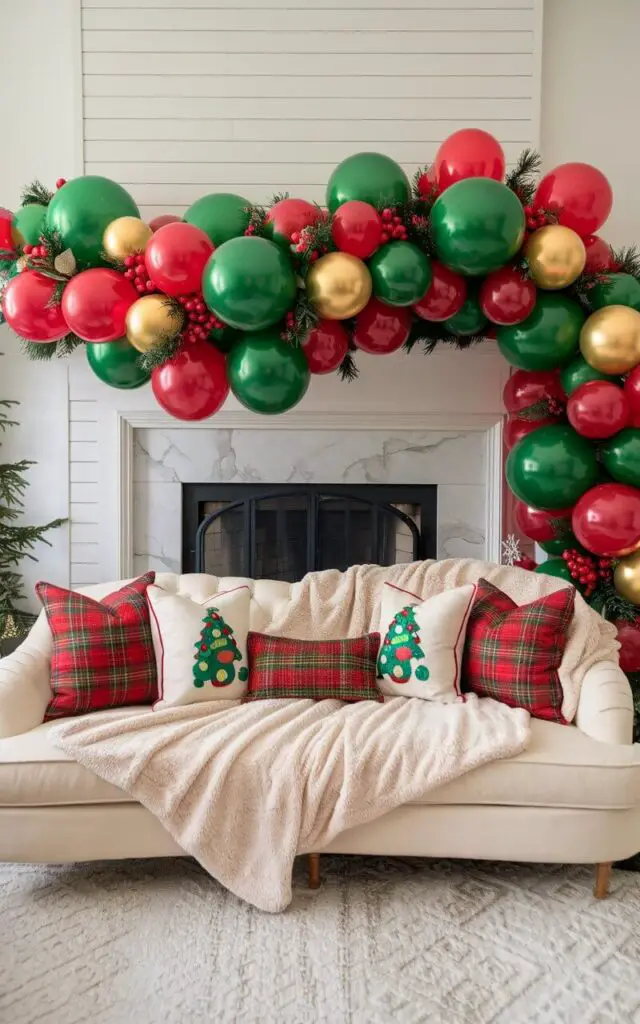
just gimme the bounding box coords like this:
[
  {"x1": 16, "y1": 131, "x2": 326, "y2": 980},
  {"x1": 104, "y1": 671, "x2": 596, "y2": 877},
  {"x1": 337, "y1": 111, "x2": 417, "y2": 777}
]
[
  {"x1": 148, "y1": 584, "x2": 251, "y2": 709},
  {"x1": 377, "y1": 582, "x2": 476, "y2": 701}
]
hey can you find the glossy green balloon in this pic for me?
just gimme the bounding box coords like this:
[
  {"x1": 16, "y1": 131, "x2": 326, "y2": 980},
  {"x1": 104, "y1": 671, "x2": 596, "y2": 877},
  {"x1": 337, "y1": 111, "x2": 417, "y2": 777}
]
[
  {"x1": 368, "y1": 242, "x2": 431, "y2": 307},
  {"x1": 430, "y1": 178, "x2": 525, "y2": 276},
  {"x1": 539, "y1": 535, "x2": 577, "y2": 556},
  {"x1": 210, "y1": 324, "x2": 242, "y2": 353},
  {"x1": 45, "y1": 176, "x2": 139, "y2": 269},
  {"x1": 227, "y1": 329, "x2": 310, "y2": 415},
  {"x1": 497, "y1": 293, "x2": 583, "y2": 371},
  {"x1": 13, "y1": 204, "x2": 46, "y2": 245},
  {"x1": 184, "y1": 192, "x2": 250, "y2": 246},
  {"x1": 589, "y1": 273, "x2": 640, "y2": 313},
  {"x1": 560, "y1": 354, "x2": 620, "y2": 395},
  {"x1": 506, "y1": 423, "x2": 599, "y2": 509},
  {"x1": 600, "y1": 428, "x2": 640, "y2": 488},
  {"x1": 202, "y1": 236, "x2": 297, "y2": 331},
  {"x1": 445, "y1": 289, "x2": 487, "y2": 336},
  {"x1": 326, "y1": 152, "x2": 410, "y2": 214},
  {"x1": 86, "y1": 337, "x2": 150, "y2": 390},
  {"x1": 0, "y1": 259, "x2": 20, "y2": 306},
  {"x1": 535, "y1": 558, "x2": 582, "y2": 591}
]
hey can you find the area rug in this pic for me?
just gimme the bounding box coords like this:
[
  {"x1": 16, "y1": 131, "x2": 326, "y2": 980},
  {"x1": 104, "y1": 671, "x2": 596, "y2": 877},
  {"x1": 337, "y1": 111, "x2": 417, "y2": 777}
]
[{"x1": 2, "y1": 857, "x2": 639, "y2": 1024}]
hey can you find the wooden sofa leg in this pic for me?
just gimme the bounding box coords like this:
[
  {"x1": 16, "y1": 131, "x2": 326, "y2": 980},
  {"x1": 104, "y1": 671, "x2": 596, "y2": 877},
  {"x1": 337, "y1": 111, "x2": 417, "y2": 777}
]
[
  {"x1": 308, "y1": 853, "x2": 321, "y2": 889},
  {"x1": 594, "y1": 861, "x2": 612, "y2": 899}
]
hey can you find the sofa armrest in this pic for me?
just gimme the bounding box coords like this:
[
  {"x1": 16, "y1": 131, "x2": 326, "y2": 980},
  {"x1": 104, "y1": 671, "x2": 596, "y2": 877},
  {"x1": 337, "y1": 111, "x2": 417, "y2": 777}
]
[
  {"x1": 0, "y1": 611, "x2": 52, "y2": 738},
  {"x1": 575, "y1": 660, "x2": 634, "y2": 745}
]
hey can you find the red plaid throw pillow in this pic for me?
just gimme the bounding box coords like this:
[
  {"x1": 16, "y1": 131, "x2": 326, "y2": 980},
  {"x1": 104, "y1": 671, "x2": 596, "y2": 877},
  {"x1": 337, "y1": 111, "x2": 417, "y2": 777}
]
[
  {"x1": 462, "y1": 577, "x2": 574, "y2": 723},
  {"x1": 37, "y1": 572, "x2": 158, "y2": 719},
  {"x1": 245, "y1": 632, "x2": 382, "y2": 703}
]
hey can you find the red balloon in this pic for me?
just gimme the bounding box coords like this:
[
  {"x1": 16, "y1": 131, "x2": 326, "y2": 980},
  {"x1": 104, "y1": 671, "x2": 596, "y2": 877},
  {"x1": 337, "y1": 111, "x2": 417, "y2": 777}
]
[
  {"x1": 514, "y1": 501, "x2": 573, "y2": 543},
  {"x1": 504, "y1": 414, "x2": 556, "y2": 451},
  {"x1": 583, "y1": 234, "x2": 615, "y2": 274},
  {"x1": 2, "y1": 271, "x2": 68, "y2": 342},
  {"x1": 151, "y1": 341, "x2": 229, "y2": 421},
  {"x1": 149, "y1": 214, "x2": 181, "y2": 232},
  {"x1": 433, "y1": 129, "x2": 505, "y2": 192},
  {"x1": 567, "y1": 380, "x2": 628, "y2": 439},
  {"x1": 331, "y1": 201, "x2": 383, "y2": 260},
  {"x1": 534, "y1": 162, "x2": 613, "y2": 237},
  {"x1": 61, "y1": 268, "x2": 138, "y2": 343},
  {"x1": 623, "y1": 366, "x2": 640, "y2": 427},
  {"x1": 503, "y1": 370, "x2": 564, "y2": 415},
  {"x1": 145, "y1": 222, "x2": 214, "y2": 297},
  {"x1": 572, "y1": 483, "x2": 640, "y2": 557},
  {"x1": 265, "y1": 198, "x2": 322, "y2": 245},
  {"x1": 413, "y1": 261, "x2": 467, "y2": 321},
  {"x1": 0, "y1": 209, "x2": 19, "y2": 253},
  {"x1": 615, "y1": 620, "x2": 640, "y2": 673},
  {"x1": 480, "y1": 267, "x2": 537, "y2": 326},
  {"x1": 302, "y1": 319, "x2": 349, "y2": 374},
  {"x1": 352, "y1": 298, "x2": 412, "y2": 355}
]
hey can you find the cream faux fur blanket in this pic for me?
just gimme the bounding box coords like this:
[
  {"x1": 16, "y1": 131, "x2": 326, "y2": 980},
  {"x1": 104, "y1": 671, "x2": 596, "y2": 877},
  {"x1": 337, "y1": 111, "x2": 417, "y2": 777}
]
[{"x1": 52, "y1": 559, "x2": 617, "y2": 913}]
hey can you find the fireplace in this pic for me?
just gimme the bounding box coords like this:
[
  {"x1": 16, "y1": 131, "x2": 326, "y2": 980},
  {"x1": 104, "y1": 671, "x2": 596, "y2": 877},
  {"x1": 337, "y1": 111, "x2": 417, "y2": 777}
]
[{"x1": 182, "y1": 484, "x2": 437, "y2": 582}]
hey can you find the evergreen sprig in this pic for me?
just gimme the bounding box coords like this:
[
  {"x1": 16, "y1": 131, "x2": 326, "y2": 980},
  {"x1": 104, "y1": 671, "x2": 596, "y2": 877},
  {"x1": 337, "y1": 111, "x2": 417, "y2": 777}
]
[
  {"x1": 20, "y1": 180, "x2": 54, "y2": 208},
  {"x1": 403, "y1": 318, "x2": 488, "y2": 355},
  {"x1": 292, "y1": 211, "x2": 335, "y2": 277},
  {"x1": 244, "y1": 202, "x2": 268, "y2": 238},
  {"x1": 338, "y1": 352, "x2": 359, "y2": 382},
  {"x1": 590, "y1": 576, "x2": 639, "y2": 623},
  {"x1": 611, "y1": 244, "x2": 640, "y2": 281},
  {"x1": 281, "y1": 292, "x2": 318, "y2": 347},
  {"x1": 505, "y1": 148, "x2": 542, "y2": 205},
  {"x1": 137, "y1": 335, "x2": 181, "y2": 374},
  {"x1": 21, "y1": 333, "x2": 85, "y2": 362}
]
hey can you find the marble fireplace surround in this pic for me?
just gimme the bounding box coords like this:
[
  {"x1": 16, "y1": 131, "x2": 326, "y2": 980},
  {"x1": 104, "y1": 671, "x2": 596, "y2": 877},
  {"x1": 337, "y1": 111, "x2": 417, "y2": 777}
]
[{"x1": 104, "y1": 409, "x2": 503, "y2": 582}]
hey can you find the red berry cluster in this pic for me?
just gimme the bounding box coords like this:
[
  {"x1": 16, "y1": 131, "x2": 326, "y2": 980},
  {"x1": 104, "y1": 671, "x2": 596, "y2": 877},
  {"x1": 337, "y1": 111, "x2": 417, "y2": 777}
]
[
  {"x1": 123, "y1": 252, "x2": 156, "y2": 294},
  {"x1": 175, "y1": 292, "x2": 225, "y2": 344},
  {"x1": 523, "y1": 204, "x2": 558, "y2": 242},
  {"x1": 380, "y1": 208, "x2": 407, "y2": 243},
  {"x1": 562, "y1": 549, "x2": 612, "y2": 597},
  {"x1": 244, "y1": 222, "x2": 258, "y2": 236},
  {"x1": 546, "y1": 396, "x2": 565, "y2": 417},
  {"x1": 23, "y1": 242, "x2": 48, "y2": 260},
  {"x1": 55, "y1": 178, "x2": 66, "y2": 190},
  {"x1": 291, "y1": 227, "x2": 322, "y2": 262}
]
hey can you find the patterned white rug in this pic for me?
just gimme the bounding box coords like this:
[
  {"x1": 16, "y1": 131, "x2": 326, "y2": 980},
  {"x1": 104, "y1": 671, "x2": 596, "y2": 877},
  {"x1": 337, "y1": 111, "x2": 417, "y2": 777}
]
[{"x1": 1, "y1": 856, "x2": 639, "y2": 1024}]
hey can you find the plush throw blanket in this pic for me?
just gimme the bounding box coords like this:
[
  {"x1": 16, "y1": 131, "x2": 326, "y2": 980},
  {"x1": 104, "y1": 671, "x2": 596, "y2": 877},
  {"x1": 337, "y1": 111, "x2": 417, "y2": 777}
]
[{"x1": 52, "y1": 558, "x2": 616, "y2": 912}]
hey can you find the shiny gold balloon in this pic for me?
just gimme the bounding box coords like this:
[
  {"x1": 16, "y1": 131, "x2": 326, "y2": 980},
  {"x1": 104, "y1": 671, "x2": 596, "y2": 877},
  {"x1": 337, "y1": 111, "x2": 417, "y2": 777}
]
[
  {"x1": 525, "y1": 225, "x2": 586, "y2": 290},
  {"x1": 306, "y1": 252, "x2": 372, "y2": 320},
  {"x1": 580, "y1": 305, "x2": 640, "y2": 375},
  {"x1": 614, "y1": 550, "x2": 640, "y2": 605},
  {"x1": 125, "y1": 295, "x2": 184, "y2": 353},
  {"x1": 103, "y1": 216, "x2": 153, "y2": 261}
]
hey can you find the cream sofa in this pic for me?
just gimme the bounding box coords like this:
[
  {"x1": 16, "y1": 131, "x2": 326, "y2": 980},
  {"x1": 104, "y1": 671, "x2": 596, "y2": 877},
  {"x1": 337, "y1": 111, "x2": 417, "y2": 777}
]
[{"x1": 1, "y1": 572, "x2": 640, "y2": 899}]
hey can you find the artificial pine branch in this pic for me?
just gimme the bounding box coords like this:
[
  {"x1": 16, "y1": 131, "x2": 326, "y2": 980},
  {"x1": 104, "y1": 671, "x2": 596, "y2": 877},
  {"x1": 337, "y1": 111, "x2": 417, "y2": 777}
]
[
  {"x1": 281, "y1": 292, "x2": 318, "y2": 347},
  {"x1": 505, "y1": 148, "x2": 541, "y2": 205},
  {"x1": 589, "y1": 576, "x2": 639, "y2": 622},
  {"x1": 293, "y1": 214, "x2": 335, "y2": 277},
  {"x1": 244, "y1": 202, "x2": 268, "y2": 238},
  {"x1": 20, "y1": 180, "x2": 54, "y2": 208},
  {"x1": 21, "y1": 340, "x2": 58, "y2": 361},
  {"x1": 338, "y1": 352, "x2": 359, "y2": 382},
  {"x1": 611, "y1": 245, "x2": 640, "y2": 280},
  {"x1": 56, "y1": 333, "x2": 85, "y2": 357},
  {"x1": 137, "y1": 335, "x2": 181, "y2": 374},
  {"x1": 269, "y1": 192, "x2": 290, "y2": 206}
]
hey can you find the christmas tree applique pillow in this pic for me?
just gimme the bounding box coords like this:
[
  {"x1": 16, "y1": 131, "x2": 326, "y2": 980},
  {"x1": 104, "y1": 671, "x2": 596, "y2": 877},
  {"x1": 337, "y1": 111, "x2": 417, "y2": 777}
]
[
  {"x1": 147, "y1": 584, "x2": 251, "y2": 709},
  {"x1": 377, "y1": 582, "x2": 476, "y2": 702}
]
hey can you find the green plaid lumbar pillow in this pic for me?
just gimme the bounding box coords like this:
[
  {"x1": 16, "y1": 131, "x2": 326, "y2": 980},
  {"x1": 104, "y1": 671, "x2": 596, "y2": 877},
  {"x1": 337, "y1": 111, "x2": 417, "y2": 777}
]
[{"x1": 245, "y1": 632, "x2": 382, "y2": 703}]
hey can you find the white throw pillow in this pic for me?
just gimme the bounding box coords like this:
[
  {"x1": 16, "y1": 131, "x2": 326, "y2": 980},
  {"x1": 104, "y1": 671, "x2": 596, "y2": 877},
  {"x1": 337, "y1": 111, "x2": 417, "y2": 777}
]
[
  {"x1": 377, "y1": 582, "x2": 476, "y2": 702},
  {"x1": 148, "y1": 584, "x2": 251, "y2": 709}
]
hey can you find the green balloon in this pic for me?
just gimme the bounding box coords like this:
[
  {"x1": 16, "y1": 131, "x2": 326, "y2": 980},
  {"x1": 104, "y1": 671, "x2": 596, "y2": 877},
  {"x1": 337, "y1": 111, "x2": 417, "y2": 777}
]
[
  {"x1": 497, "y1": 293, "x2": 583, "y2": 371},
  {"x1": 601, "y1": 428, "x2": 640, "y2": 488},
  {"x1": 589, "y1": 273, "x2": 640, "y2": 313},
  {"x1": 368, "y1": 242, "x2": 431, "y2": 307},
  {"x1": 210, "y1": 324, "x2": 242, "y2": 353},
  {"x1": 227, "y1": 329, "x2": 310, "y2": 415},
  {"x1": 46, "y1": 176, "x2": 139, "y2": 269},
  {"x1": 539, "y1": 535, "x2": 577, "y2": 556},
  {"x1": 326, "y1": 152, "x2": 410, "y2": 214},
  {"x1": 444, "y1": 289, "x2": 487, "y2": 336},
  {"x1": 184, "y1": 192, "x2": 250, "y2": 246},
  {"x1": 430, "y1": 178, "x2": 525, "y2": 276},
  {"x1": 14, "y1": 204, "x2": 46, "y2": 245},
  {"x1": 86, "y1": 337, "x2": 150, "y2": 390},
  {"x1": 203, "y1": 236, "x2": 297, "y2": 331},
  {"x1": 560, "y1": 354, "x2": 620, "y2": 395},
  {"x1": 506, "y1": 423, "x2": 598, "y2": 509},
  {"x1": 535, "y1": 558, "x2": 582, "y2": 591}
]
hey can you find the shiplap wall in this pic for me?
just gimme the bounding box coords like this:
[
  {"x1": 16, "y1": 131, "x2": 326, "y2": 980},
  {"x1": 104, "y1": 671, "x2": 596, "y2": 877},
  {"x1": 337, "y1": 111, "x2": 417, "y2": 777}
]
[{"x1": 69, "y1": 0, "x2": 542, "y2": 587}]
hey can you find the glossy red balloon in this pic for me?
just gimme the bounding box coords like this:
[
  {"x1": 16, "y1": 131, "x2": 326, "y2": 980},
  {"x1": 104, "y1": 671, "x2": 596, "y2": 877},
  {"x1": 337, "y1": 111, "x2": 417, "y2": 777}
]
[
  {"x1": 0, "y1": 209, "x2": 18, "y2": 253},
  {"x1": 615, "y1": 620, "x2": 640, "y2": 673},
  {"x1": 503, "y1": 369, "x2": 564, "y2": 415},
  {"x1": 413, "y1": 260, "x2": 467, "y2": 321},
  {"x1": 331, "y1": 201, "x2": 383, "y2": 260},
  {"x1": 572, "y1": 483, "x2": 640, "y2": 557},
  {"x1": 514, "y1": 501, "x2": 573, "y2": 543},
  {"x1": 534, "y1": 162, "x2": 613, "y2": 237},
  {"x1": 149, "y1": 214, "x2": 181, "y2": 232},
  {"x1": 265, "y1": 198, "x2": 322, "y2": 245},
  {"x1": 145, "y1": 222, "x2": 214, "y2": 297},
  {"x1": 567, "y1": 380, "x2": 629, "y2": 439},
  {"x1": 504, "y1": 414, "x2": 556, "y2": 451},
  {"x1": 352, "y1": 298, "x2": 412, "y2": 355},
  {"x1": 623, "y1": 366, "x2": 640, "y2": 428},
  {"x1": 433, "y1": 129, "x2": 505, "y2": 192},
  {"x1": 480, "y1": 267, "x2": 537, "y2": 326},
  {"x1": 302, "y1": 319, "x2": 349, "y2": 374},
  {"x1": 583, "y1": 234, "x2": 615, "y2": 274},
  {"x1": 61, "y1": 268, "x2": 138, "y2": 342},
  {"x1": 2, "y1": 271, "x2": 68, "y2": 342},
  {"x1": 152, "y1": 340, "x2": 229, "y2": 421}
]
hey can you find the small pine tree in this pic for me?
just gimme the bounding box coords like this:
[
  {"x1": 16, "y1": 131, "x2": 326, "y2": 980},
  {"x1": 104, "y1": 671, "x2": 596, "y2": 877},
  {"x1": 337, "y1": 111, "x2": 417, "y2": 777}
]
[
  {"x1": 192, "y1": 607, "x2": 248, "y2": 688},
  {"x1": 378, "y1": 605, "x2": 429, "y2": 683}
]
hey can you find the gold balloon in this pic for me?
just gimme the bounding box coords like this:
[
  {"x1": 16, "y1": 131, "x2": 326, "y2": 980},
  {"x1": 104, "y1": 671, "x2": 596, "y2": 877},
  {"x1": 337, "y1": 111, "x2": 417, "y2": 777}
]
[
  {"x1": 125, "y1": 295, "x2": 184, "y2": 353},
  {"x1": 525, "y1": 225, "x2": 586, "y2": 290},
  {"x1": 306, "y1": 252, "x2": 372, "y2": 320},
  {"x1": 614, "y1": 550, "x2": 640, "y2": 605},
  {"x1": 580, "y1": 305, "x2": 640, "y2": 375},
  {"x1": 103, "y1": 216, "x2": 153, "y2": 262}
]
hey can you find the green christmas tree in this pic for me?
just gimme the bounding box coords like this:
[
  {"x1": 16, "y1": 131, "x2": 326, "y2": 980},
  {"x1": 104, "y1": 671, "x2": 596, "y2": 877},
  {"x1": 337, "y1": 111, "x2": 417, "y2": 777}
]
[
  {"x1": 378, "y1": 605, "x2": 429, "y2": 683},
  {"x1": 192, "y1": 607, "x2": 248, "y2": 688}
]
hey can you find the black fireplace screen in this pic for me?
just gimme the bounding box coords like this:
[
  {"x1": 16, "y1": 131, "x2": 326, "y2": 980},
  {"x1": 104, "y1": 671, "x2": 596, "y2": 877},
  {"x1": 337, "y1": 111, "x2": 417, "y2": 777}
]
[{"x1": 182, "y1": 484, "x2": 436, "y2": 582}]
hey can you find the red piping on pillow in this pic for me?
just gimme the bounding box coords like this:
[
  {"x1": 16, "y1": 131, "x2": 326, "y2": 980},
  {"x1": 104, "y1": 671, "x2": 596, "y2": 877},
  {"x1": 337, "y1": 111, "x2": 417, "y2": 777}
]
[
  {"x1": 384, "y1": 582, "x2": 422, "y2": 601},
  {"x1": 451, "y1": 583, "x2": 477, "y2": 700}
]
